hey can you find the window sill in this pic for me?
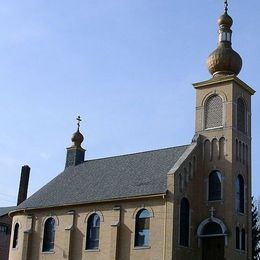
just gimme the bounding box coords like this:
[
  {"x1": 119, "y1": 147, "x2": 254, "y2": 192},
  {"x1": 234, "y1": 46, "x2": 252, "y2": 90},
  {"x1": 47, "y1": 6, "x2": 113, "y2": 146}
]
[
  {"x1": 85, "y1": 249, "x2": 100, "y2": 252},
  {"x1": 133, "y1": 246, "x2": 151, "y2": 250},
  {"x1": 235, "y1": 249, "x2": 246, "y2": 254},
  {"x1": 208, "y1": 199, "x2": 223, "y2": 203},
  {"x1": 42, "y1": 251, "x2": 55, "y2": 254},
  {"x1": 204, "y1": 126, "x2": 224, "y2": 131},
  {"x1": 178, "y1": 245, "x2": 189, "y2": 249}
]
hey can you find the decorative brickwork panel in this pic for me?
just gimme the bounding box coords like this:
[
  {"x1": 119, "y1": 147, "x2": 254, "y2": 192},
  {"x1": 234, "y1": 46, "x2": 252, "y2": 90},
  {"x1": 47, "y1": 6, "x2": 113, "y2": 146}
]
[{"x1": 205, "y1": 95, "x2": 223, "y2": 129}]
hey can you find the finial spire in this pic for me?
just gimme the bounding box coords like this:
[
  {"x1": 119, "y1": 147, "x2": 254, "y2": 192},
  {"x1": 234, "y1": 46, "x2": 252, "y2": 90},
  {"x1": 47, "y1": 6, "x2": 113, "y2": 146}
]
[
  {"x1": 76, "y1": 116, "x2": 82, "y2": 131},
  {"x1": 224, "y1": 0, "x2": 228, "y2": 13},
  {"x1": 206, "y1": 1, "x2": 242, "y2": 77}
]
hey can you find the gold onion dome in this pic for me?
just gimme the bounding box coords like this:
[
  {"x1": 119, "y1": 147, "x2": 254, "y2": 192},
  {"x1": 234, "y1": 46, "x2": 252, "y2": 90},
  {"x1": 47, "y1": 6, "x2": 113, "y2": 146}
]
[
  {"x1": 207, "y1": 6, "x2": 242, "y2": 77},
  {"x1": 218, "y1": 13, "x2": 233, "y2": 27}
]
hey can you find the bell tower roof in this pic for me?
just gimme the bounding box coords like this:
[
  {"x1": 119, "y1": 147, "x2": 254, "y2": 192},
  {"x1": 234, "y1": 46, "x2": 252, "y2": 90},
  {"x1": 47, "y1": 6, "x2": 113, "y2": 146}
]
[
  {"x1": 207, "y1": 0, "x2": 242, "y2": 77},
  {"x1": 65, "y1": 116, "x2": 86, "y2": 168}
]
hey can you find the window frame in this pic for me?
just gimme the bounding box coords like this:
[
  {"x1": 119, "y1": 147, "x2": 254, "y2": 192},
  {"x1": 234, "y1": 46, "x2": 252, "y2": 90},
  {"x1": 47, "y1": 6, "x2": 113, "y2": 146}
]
[
  {"x1": 179, "y1": 198, "x2": 190, "y2": 247},
  {"x1": 204, "y1": 94, "x2": 224, "y2": 130},
  {"x1": 236, "y1": 227, "x2": 240, "y2": 249},
  {"x1": 85, "y1": 213, "x2": 101, "y2": 250},
  {"x1": 42, "y1": 217, "x2": 56, "y2": 252},
  {"x1": 208, "y1": 170, "x2": 223, "y2": 201},
  {"x1": 241, "y1": 228, "x2": 246, "y2": 251},
  {"x1": 134, "y1": 209, "x2": 151, "y2": 248},
  {"x1": 12, "y1": 223, "x2": 19, "y2": 249},
  {"x1": 235, "y1": 175, "x2": 245, "y2": 214}
]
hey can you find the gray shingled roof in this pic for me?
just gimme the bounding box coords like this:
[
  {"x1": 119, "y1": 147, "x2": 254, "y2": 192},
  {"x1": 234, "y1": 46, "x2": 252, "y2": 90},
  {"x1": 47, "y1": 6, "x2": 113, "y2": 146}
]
[
  {"x1": 17, "y1": 145, "x2": 189, "y2": 210},
  {"x1": 0, "y1": 206, "x2": 16, "y2": 217}
]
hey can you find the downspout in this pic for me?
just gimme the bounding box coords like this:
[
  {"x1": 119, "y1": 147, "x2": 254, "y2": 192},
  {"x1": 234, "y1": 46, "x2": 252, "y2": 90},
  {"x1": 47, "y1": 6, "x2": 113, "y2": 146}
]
[{"x1": 163, "y1": 194, "x2": 167, "y2": 260}]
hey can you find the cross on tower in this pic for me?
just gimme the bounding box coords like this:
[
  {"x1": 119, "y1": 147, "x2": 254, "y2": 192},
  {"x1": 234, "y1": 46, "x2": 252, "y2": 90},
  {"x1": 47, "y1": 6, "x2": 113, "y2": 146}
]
[
  {"x1": 224, "y1": 0, "x2": 228, "y2": 13},
  {"x1": 76, "y1": 116, "x2": 82, "y2": 130}
]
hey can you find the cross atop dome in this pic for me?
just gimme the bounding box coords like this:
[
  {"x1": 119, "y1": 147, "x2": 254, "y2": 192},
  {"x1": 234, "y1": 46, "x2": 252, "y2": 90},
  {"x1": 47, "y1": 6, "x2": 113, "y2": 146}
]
[
  {"x1": 224, "y1": 0, "x2": 228, "y2": 13},
  {"x1": 76, "y1": 116, "x2": 82, "y2": 131}
]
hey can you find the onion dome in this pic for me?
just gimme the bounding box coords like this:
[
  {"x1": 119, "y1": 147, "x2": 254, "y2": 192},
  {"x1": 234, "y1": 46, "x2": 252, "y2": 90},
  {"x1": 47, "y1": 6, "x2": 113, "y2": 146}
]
[
  {"x1": 65, "y1": 116, "x2": 86, "y2": 168},
  {"x1": 207, "y1": 2, "x2": 242, "y2": 77},
  {"x1": 218, "y1": 13, "x2": 233, "y2": 27},
  {"x1": 71, "y1": 129, "x2": 84, "y2": 148},
  {"x1": 71, "y1": 116, "x2": 84, "y2": 148}
]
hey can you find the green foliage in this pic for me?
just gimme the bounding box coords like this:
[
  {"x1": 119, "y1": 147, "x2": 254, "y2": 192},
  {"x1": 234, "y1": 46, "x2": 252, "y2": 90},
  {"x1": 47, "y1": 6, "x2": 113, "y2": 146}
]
[{"x1": 252, "y1": 198, "x2": 260, "y2": 259}]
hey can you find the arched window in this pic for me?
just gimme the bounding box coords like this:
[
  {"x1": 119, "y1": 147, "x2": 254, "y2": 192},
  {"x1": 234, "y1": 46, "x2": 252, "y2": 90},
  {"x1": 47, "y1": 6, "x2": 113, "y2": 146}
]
[
  {"x1": 179, "y1": 198, "x2": 190, "y2": 247},
  {"x1": 86, "y1": 213, "x2": 100, "y2": 250},
  {"x1": 241, "y1": 228, "x2": 246, "y2": 251},
  {"x1": 202, "y1": 222, "x2": 222, "y2": 235},
  {"x1": 12, "y1": 223, "x2": 19, "y2": 248},
  {"x1": 236, "y1": 227, "x2": 240, "y2": 249},
  {"x1": 134, "y1": 209, "x2": 150, "y2": 247},
  {"x1": 237, "y1": 98, "x2": 246, "y2": 133},
  {"x1": 205, "y1": 95, "x2": 223, "y2": 129},
  {"x1": 208, "y1": 171, "x2": 222, "y2": 201},
  {"x1": 236, "y1": 175, "x2": 245, "y2": 213},
  {"x1": 42, "y1": 218, "x2": 55, "y2": 252}
]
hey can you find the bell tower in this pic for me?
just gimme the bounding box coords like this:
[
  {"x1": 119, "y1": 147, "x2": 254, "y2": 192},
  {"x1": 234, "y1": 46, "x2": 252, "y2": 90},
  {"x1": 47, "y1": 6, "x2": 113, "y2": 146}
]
[
  {"x1": 65, "y1": 116, "x2": 86, "y2": 168},
  {"x1": 193, "y1": 1, "x2": 255, "y2": 259}
]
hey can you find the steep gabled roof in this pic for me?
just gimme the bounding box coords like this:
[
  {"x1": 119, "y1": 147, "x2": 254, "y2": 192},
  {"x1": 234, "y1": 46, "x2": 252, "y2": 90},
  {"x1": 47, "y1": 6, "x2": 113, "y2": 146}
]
[{"x1": 17, "y1": 145, "x2": 189, "y2": 210}]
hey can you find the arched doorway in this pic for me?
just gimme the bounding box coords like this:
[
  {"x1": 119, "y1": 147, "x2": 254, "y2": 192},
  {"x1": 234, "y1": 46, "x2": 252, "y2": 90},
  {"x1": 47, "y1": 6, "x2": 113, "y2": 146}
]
[
  {"x1": 197, "y1": 218, "x2": 227, "y2": 260},
  {"x1": 201, "y1": 222, "x2": 224, "y2": 260}
]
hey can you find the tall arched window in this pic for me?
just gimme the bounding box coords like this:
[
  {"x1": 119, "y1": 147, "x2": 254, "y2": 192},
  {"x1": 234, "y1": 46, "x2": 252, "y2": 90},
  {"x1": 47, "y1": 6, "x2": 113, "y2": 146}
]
[
  {"x1": 12, "y1": 223, "x2": 19, "y2": 248},
  {"x1": 236, "y1": 175, "x2": 245, "y2": 213},
  {"x1": 86, "y1": 213, "x2": 100, "y2": 250},
  {"x1": 236, "y1": 227, "x2": 240, "y2": 249},
  {"x1": 237, "y1": 98, "x2": 246, "y2": 133},
  {"x1": 208, "y1": 171, "x2": 222, "y2": 201},
  {"x1": 134, "y1": 209, "x2": 150, "y2": 247},
  {"x1": 241, "y1": 228, "x2": 246, "y2": 251},
  {"x1": 179, "y1": 198, "x2": 190, "y2": 247},
  {"x1": 42, "y1": 218, "x2": 55, "y2": 252},
  {"x1": 205, "y1": 95, "x2": 223, "y2": 129}
]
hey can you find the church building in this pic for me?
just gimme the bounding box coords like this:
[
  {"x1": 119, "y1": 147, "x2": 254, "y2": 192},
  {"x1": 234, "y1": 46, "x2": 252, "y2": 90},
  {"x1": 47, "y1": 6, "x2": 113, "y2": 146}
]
[{"x1": 8, "y1": 2, "x2": 255, "y2": 260}]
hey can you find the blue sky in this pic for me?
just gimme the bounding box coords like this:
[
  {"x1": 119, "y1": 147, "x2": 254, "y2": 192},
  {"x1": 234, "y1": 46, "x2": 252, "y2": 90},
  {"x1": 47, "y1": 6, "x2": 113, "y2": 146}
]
[{"x1": 0, "y1": 1, "x2": 259, "y2": 206}]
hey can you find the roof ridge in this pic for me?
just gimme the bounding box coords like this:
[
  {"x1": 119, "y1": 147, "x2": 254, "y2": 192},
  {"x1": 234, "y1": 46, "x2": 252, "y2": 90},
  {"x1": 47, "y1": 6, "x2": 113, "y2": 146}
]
[{"x1": 82, "y1": 144, "x2": 190, "y2": 164}]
